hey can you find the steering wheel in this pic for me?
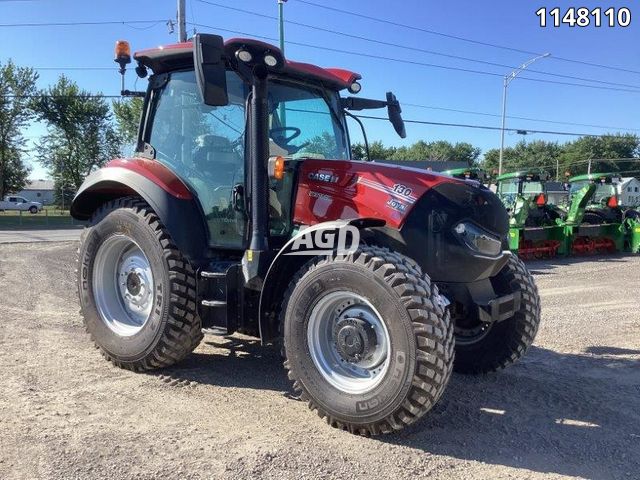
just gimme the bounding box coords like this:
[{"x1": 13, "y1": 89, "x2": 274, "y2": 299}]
[{"x1": 270, "y1": 127, "x2": 301, "y2": 145}]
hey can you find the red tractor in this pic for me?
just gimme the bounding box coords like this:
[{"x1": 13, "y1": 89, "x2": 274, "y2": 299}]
[{"x1": 71, "y1": 34, "x2": 540, "y2": 435}]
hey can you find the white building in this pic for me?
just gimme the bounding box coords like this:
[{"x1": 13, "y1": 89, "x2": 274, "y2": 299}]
[
  {"x1": 17, "y1": 180, "x2": 55, "y2": 205},
  {"x1": 619, "y1": 177, "x2": 640, "y2": 207}
]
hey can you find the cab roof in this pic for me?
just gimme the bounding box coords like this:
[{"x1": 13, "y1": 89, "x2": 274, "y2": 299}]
[
  {"x1": 569, "y1": 172, "x2": 620, "y2": 183},
  {"x1": 496, "y1": 171, "x2": 549, "y2": 182},
  {"x1": 443, "y1": 167, "x2": 485, "y2": 176},
  {"x1": 134, "y1": 38, "x2": 361, "y2": 92}
]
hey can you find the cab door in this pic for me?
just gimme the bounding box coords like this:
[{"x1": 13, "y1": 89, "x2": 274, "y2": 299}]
[{"x1": 147, "y1": 70, "x2": 249, "y2": 250}]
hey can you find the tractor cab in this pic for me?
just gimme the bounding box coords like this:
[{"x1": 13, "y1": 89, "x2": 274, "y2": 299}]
[
  {"x1": 495, "y1": 171, "x2": 563, "y2": 227},
  {"x1": 569, "y1": 173, "x2": 623, "y2": 224}
]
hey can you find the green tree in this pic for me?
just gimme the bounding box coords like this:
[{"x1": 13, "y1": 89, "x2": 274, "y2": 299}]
[
  {"x1": 112, "y1": 96, "x2": 144, "y2": 145},
  {"x1": 0, "y1": 60, "x2": 38, "y2": 197},
  {"x1": 391, "y1": 140, "x2": 480, "y2": 165},
  {"x1": 483, "y1": 140, "x2": 563, "y2": 175},
  {"x1": 351, "y1": 140, "x2": 397, "y2": 160},
  {"x1": 559, "y1": 134, "x2": 640, "y2": 175},
  {"x1": 34, "y1": 76, "x2": 120, "y2": 202},
  {"x1": 483, "y1": 135, "x2": 640, "y2": 179}
]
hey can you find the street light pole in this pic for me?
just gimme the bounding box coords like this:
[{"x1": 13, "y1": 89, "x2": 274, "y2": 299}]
[
  {"x1": 278, "y1": 0, "x2": 287, "y2": 55},
  {"x1": 498, "y1": 53, "x2": 551, "y2": 175},
  {"x1": 178, "y1": 0, "x2": 187, "y2": 42}
]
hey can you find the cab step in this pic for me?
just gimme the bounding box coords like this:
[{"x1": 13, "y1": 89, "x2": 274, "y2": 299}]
[
  {"x1": 200, "y1": 271, "x2": 226, "y2": 279},
  {"x1": 197, "y1": 262, "x2": 241, "y2": 333},
  {"x1": 201, "y1": 299, "x2": 227, "y2": 308}
]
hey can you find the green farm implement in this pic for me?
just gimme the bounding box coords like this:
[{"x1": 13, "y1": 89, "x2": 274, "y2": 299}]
[
  {"x1": 567, "y1": 173, "x2": 640, "y2": 254},
  {"x1": 495, "y1": 171, "x2": 565, "y2": 259}
]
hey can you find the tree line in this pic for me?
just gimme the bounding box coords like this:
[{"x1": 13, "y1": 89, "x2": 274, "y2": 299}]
[
  {"x1": 355, "y1": 135, "x2": 640, "y2": 178},
  {"x1": 1, "y1": 60, "x2": 639, "y2": 204},
  {"x1": 0, "y1": 60, "x2": 142, "y2": 202}
]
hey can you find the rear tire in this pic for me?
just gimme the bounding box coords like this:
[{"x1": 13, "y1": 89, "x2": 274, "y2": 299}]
[
  {"x1": 582, "y1": 211, "x2": 605, "y2": 225},
  {"x1": 77, "y1": 197, "x2": 202, "y2": 371},
  {"x1": 453, "y1": 255, "x2": 540, "y2": 374},
  {"x1": 281, "y1": 246, "x2": 454, "y2": 435}
]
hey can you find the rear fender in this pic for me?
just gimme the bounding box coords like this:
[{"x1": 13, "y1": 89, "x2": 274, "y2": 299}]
[
  {"x1": 71, "y1": 162, "x2": 210, "y2": 266},
  {"x1": 258, "y1": 217, "x2": 385, "y2": 343}
]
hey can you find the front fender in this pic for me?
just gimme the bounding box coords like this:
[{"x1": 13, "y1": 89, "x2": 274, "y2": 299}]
[
  {"x1": 258, "y1": 217, "x2": 385, "y2": 342},
  {"x1": 71, "y1": 162, "x2": 210, "y2": 267}
]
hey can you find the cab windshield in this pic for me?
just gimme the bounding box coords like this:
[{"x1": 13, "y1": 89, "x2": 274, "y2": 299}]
[
  {"x1": 570, "y1": 180, "x2": 617, "y2": 204},
  {"x1": 498, "y1": 178, "x2": 544, "y2": 206},
  {"x1": 268, "y1": 80, "x2": 349, "y2": 160}
]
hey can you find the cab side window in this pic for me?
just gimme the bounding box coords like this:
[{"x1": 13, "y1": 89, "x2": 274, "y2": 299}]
[{"x1": 149, "y1": 70, "x2": 248, "y2": 249}]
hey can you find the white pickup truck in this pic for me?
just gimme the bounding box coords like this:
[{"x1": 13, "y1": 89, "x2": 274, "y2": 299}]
[{"x1": 0, "y1": 195, "x2": 43, "y2": 214}]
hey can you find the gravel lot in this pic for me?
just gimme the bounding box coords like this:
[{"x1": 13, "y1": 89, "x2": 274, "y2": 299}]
[{"x1": 1, "y1": 242, "x2": 638, "y2": 480}]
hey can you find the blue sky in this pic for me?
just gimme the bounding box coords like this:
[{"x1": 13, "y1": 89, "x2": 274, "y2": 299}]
[{"x1": 1, "y1": 0, "x2": 638, "y2": 179}]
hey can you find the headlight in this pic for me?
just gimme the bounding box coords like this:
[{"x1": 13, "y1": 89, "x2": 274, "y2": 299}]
[{"x1": 453, "y1": 222, "x2": 502, "y2": 256}]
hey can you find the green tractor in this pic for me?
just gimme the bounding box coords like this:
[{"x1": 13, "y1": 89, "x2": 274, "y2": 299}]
[
  {"x1": 495, "y1": 171, "x2": 565, "y2": 259},
  {"x1": 567, "y1": 173, "x2": 640, "y2": 254}
]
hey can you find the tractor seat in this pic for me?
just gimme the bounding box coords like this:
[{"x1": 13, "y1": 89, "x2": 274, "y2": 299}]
[{"x1": 193, "y1": 135, "x2": 242, "y2": 178}]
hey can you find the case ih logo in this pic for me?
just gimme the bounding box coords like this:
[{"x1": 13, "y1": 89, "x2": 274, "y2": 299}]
[
  {"x1": 285, "y1": 226, "x2": 360, "y2": 256},
  {"x1": 308, "y1": 172, "x2": 339, "y2": 183}
]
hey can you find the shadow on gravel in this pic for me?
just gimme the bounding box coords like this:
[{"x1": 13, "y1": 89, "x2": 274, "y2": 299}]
[
  {"x1": 148, "y1": 335, "x2": 293, "y2": 393},
  {"x1": 388, "y1": 345, "x2": 640, "y2": 480},
  {"x1": 146, "y1": 339, "x2": 639, "y2": 479},
  {"x1": 527, "y1": 253, "x2": 632, "y2": 275},
  {"x1": 584, "y1": 345, "x2": 640, "y2": 356}
]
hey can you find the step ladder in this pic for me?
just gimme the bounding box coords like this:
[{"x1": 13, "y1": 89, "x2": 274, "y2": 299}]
[{"x1": 198, "y1": 263, "x2": 241, "y2": 333}]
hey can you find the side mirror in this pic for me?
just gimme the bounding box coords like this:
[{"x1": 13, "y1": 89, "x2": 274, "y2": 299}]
[
  {"x1": 193, "y1": 33, "x2": 229, "y2": 107},
  {"x1": 386, "y1": 92, "x2": 406, "y2": 139}
]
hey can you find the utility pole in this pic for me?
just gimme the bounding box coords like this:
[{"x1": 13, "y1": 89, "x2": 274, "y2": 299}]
[
  {"x1": 499, "y1": 53, "x2": 551, "y2": 175},
  {"x1": 277, "y1": 0, "x2": 287, "y2": 125},
  {"x1": 178, "y1": 0, "x2": 187, "y2": 42}
]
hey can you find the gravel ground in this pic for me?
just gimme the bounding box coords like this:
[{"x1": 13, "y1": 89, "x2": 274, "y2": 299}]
[{"x1": 0, "y1": 242, "x2": 638, "y2": 480}]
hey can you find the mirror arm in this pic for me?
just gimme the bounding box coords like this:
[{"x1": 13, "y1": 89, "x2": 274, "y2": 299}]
[
  {"x1": 344, "y1": 110, "x2": 371, "y2": 162},
  {"x1": 341, "y1": 97, "x2": 388, "y2": 111}
]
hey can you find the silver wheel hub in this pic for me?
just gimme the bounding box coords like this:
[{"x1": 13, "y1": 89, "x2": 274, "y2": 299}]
[
  {"x1": 93, "y1": 235, "x2": 154, "y2": 337},
  {"x1": 308, "y1": 292, "x2": 390, "y2": 395}
]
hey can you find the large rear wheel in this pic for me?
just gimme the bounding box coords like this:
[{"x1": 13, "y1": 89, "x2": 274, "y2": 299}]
[
  {"x1": 77, "y1": 197, "x2": 202, "y2": 371},
  {"x1": 281, "y1": 246, "x2": 454, "y2": 435}
]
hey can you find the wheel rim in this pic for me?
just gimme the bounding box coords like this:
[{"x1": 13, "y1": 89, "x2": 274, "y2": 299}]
[
  {"x1": 92, "y1": 235, "x2": 154, "y2": 337},
  {"x1": 454, "y1": 321, "x2": 493, "y2": 345},
  {"x1": 307, "y1": 291, "x2": 390, "y2": 395}
]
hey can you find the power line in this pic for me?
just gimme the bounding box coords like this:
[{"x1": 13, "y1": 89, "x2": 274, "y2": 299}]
[
  {"x1": 189, "y1": 22, "x2": 640, "y2": 94},
  {"x1": 34, "y1": 67, "x2": 113, "y2": 71},
  {"x1": 196, "y1": 0, "x2": 640, "y2": 90},
  {"x1": 403, "y1": 103, "x2": 640, "y2": 132},
  {"x1": 291, "y1": 0, "x2": 640, "y2": 76},
  {"x1": 1, "y1": 94, "x2": 122, "y2": 98},
  {"x1": 354, "y1": 114, "x2": 636, "y2": 138},
  {"x1": 0, "y1": 19, "x2": 168, "y2": 27}
]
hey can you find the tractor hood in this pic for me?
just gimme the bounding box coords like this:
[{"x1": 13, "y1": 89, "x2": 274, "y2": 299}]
[
  {"x1": 293, "y1": 159, "x2": 510, "y2": 283},
  {"x1": 294, "y1": 159, "x2": 508, "y2": 233}
]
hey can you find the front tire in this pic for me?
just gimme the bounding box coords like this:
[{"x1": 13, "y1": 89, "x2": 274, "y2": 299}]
[
  {"x1": 281, "y1": 246, "x2": 454, "y2": 435},
  {"x1": 29, "y1": 206, "x2": 38, "y2": 214},
  {"x1": 77, "y1": 197, "x2": 202, "y2": 371},
  {"x1": 453, "y1": 255, "x2": 541, "y2": 374}
]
